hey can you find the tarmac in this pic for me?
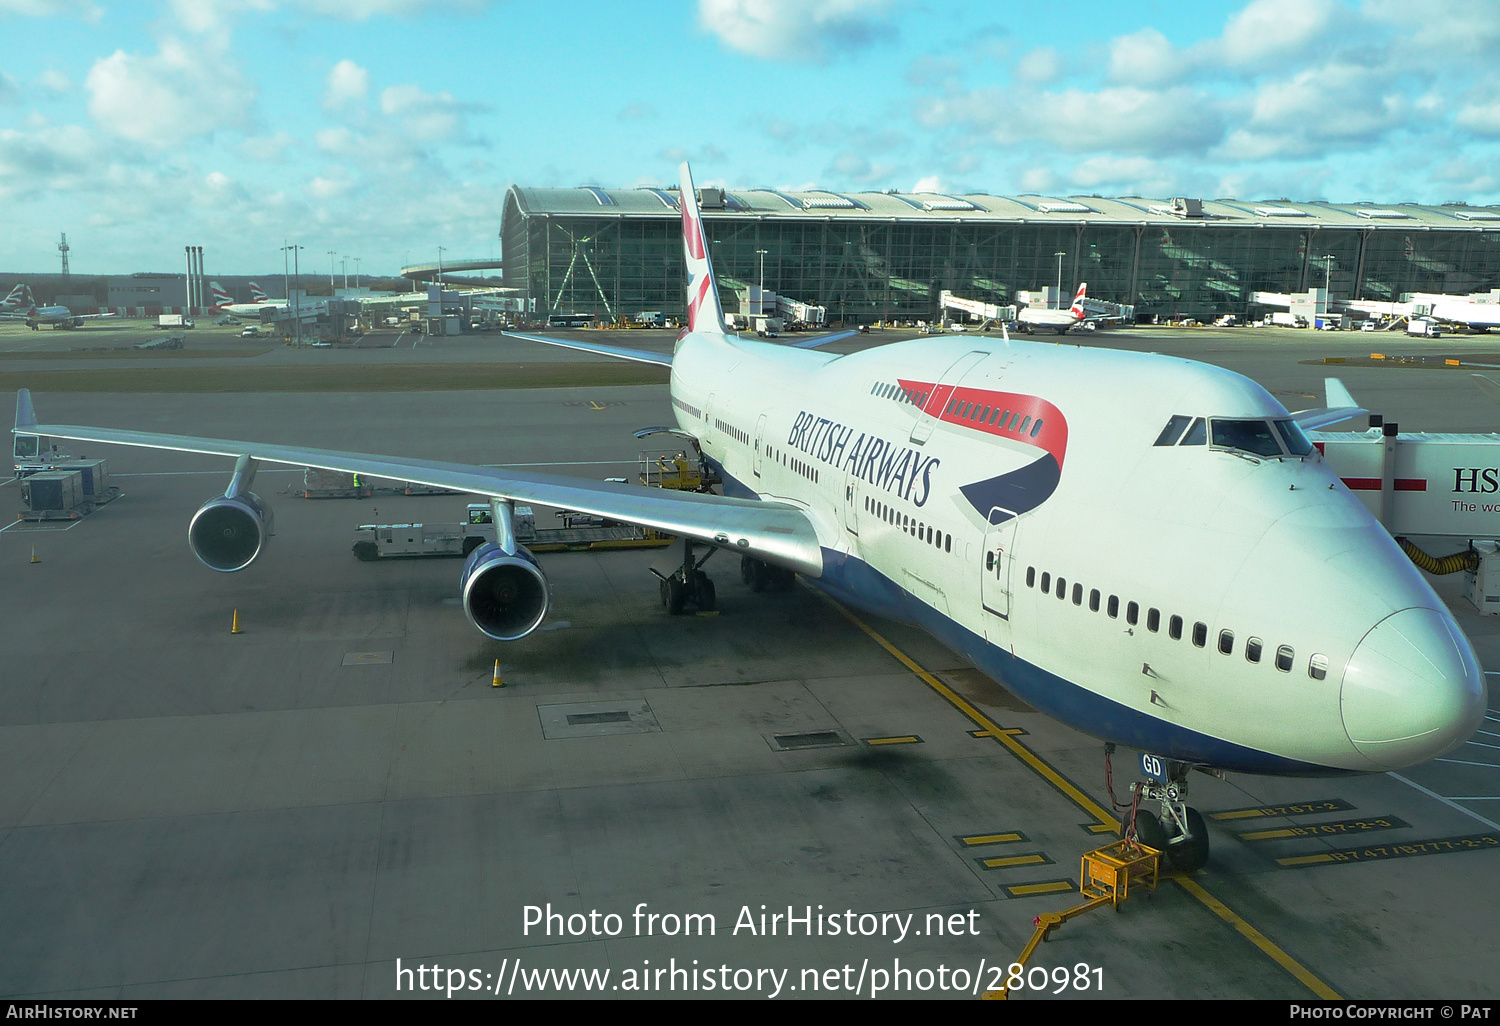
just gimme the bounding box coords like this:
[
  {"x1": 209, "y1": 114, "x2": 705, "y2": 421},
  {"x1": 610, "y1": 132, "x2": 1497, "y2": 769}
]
[{"x1": 1, "y1": 320, "x2": 1497, "y2": 1000}]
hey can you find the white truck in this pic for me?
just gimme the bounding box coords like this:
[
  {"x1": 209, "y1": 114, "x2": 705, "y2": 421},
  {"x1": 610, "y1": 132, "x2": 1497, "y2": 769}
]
[
  {"x1": 157, "y1": 314, "x2": 193, "y2": 329},
  {"x1": 1406, "y1": 317, "x2": 1443, "y2": 338},
  {"x1": 1270, "y1": 311, "x2": 1304, "y2": 328}
]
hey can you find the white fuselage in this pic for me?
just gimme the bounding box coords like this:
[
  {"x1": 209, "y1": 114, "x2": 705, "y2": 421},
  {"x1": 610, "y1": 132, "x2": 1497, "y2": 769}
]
[
  {"x1": 1017, "y1": 308, "x2": 1082, "y2": 333},
  {"x1": 667, "y1": 329, "x2": 1485, "y2": 776}
]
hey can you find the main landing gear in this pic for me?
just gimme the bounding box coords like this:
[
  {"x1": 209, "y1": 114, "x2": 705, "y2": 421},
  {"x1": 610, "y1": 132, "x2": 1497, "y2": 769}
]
[
  {"x1": 652, "y1": 539, "x2": 717, "y2": 614},
  {"x1": 1107, "y1": 745, "x2": 1212, "y2": 872},
  {"x1": 740, "y1": 554, "x2": 794, "y2": 593}
]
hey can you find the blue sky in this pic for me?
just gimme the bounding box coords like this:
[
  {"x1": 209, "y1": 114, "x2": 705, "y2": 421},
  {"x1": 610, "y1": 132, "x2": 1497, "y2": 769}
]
[{"x1": 2, "y1": 0, "x2": 1498, "y2": 275}]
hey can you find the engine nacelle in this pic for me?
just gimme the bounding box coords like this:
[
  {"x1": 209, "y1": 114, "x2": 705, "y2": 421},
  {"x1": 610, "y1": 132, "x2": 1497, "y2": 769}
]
[
  {"x1": 188, "y1": 492, "x2": 273, "y2": 572},
  {"x1": 460, "y1": 541, "x2": 550, "y2": 641}
]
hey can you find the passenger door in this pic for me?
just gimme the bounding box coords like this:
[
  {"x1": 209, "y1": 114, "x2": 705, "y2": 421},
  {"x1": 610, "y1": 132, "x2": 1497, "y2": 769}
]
[{"x1": 980, "y1": 510, "x2": 1020, "y2": 625}]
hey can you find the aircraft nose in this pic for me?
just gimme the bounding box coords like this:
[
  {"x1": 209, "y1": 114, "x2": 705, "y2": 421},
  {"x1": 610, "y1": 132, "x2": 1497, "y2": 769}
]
[{"x1": 1341, "y1": 607, "x2": 1486, "y2": 771}]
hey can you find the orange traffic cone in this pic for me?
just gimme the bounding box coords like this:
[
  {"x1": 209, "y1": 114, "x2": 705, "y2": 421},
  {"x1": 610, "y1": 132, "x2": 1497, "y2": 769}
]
[
  {"x1": 231, "y1": 609, "x2": 242, "y2": 634},
  {"x1": 491, "y1": 659, "x2": 504, "y2": 688},
  {"x1": 30, "y1": 545, "x2": 39, "y2": 564}
]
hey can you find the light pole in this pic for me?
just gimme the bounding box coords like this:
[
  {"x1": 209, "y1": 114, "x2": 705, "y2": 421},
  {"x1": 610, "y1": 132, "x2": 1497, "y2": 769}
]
[
  {"x1": 340, "y1": 256, "x2": 348, "y2": 289},
  {"x1": 1054, "y1": 251, "x2": 1066, "y2": 306},
  {"x1": 354, "y1": 257, "x2": 361, "y2": 289},
  {"x1": 282, "y1": 243, "x2": 303, "y2": 346},
  {"x1": 327, "y1": 250, "x2": 337, "y2": 294},
  {"x1": 437, "y1": 246, "x2": 446, "y2": 286}
]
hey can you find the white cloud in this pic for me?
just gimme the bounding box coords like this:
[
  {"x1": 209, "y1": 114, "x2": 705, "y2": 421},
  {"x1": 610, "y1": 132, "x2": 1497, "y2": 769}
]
[
  {"x1": 323, "y1": 59, "x2": 369, "y2": 109},
  {"x1": 1456, "y1": 100, "x2": 1500, "y2": 136},
  {"x1": 911, "y1": 174, "x2": 942, "y2": 193},
  {"x1": 0, "y1": 73, "x2": 19, "y2": 103},
  {"x1": 85, "y1": 39, "x2": 255, "y2": 145},
  {"x1": 298, "y1": 0, "x2": 491, "y2": 19},
  {"x1": 37, "y1": 69, "x2": 72, "y2": 93},
  {"x1": 1219, "y1": 0, "x2": 1340, "y2": 66},
  {"x1": 379, "y1": 83, "x2": 468, "y2": 143},
  {"x1": 0, "y1": 0, "x2": 102, "y2": 19},
  {"x1": 1364, "y1": 0, "x2": 1500, "y2": 55},
  {"x1": 1107, "y1": 28, "x2": 1183, "y2": 87},
  {"x1": 697, "y1": 0, "x2": 900, "y2": 61},
  {"x1": 1067, "y1": 155, "x2": 1177, "y2": 196},
  {"x1": 1014, "y1": 47, "x2": 1062, "y2": 85},
  {"x1": 166, "y1": 0, "x2": 273, "y2": 35}
]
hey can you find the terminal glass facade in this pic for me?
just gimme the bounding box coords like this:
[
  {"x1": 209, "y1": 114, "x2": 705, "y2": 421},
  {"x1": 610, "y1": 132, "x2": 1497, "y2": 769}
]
[{"x1": 501, "y1": 197, "x2": 1500, "y2": 323}]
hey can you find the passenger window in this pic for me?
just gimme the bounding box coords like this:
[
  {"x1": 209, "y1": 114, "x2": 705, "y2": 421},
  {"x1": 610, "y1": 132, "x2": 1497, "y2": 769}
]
[
  {"x1": 1089, "y1": 589, "x2": 1100, "y2": 612},
  {"x1": 1055, "y1": 577, "x2": 1066, "y2": 599},
  {"x1": 1169, "y1": 615, "x2": 1182, "y2": 640},
  {"x1": 944, "y1": 535, "x2": 951, "y2": 553},
  {"x1": 1019, "y1": 416, "x2": 1032, "y2": 434},
  {"x1": 1245, "y1": 637, "x2": 1263, "y2": 663},
  {"x1": 1027, "y1": 567, "x2": 1035, "y2": 587},
  {"x1": 1147, "y1": 608, "x2": 1160, "y2": 633},
  {"x1": 1107, "y1": 595, "x2": 1119, "y2": 618},
  {"x1": 1072, "y1": 583, "x2": 1082, "y2": 606},
  {"x1": 1154, "y1": 415, "x2": 1192, "y2": 446},
  {"x1": 1276, "y1": 645, "x2": 1294, "y2": 672},
  {"x1": 1219, "y1": 630, "x2": 1234, "y2": 655},
  {"x1": 1192, "y1": 622, "x2": 1207, "y2": 647},
  {"x1": 1179, "y1": 417, "x2": 1207, "y2": 445},
  {"x1": 1308, "y1": 654, "x2": 1327, "y2": 680},
  {"x1": 1126, "y1": 602, "x2": 1139, "y2": 626},
  {"x1": 1040, "y1": 572, "x2": 1050, "y2": 592},
  {"x1": 1031, "y1": 419, "x2": 1043, "y2": 438}
]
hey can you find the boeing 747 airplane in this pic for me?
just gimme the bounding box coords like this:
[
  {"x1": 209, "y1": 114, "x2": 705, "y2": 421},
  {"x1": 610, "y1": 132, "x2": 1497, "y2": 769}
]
[
  {"x1": 13, "y1": 163, "x2": 1484, "y2": 871},
  {"x1": 0, "y1": 284, "x2": 117, "y2": 329}
]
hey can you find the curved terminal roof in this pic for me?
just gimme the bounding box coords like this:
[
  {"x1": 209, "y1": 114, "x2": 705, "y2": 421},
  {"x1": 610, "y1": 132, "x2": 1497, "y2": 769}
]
[{"x1": 504, "y1": 185, "x2": 1500, "y2": 232}]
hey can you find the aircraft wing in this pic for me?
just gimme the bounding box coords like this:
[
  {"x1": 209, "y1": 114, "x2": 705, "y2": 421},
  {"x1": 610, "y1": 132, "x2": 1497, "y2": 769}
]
[
  {"x1": 499, "y1": 330, "x2": 673, "y2": 367},
  {"x1": 787, "y1": 329, "x2": 860, "y2": 350},
  {"x1": 13, "y1": 389, "x2": 822, "y2": 576}
]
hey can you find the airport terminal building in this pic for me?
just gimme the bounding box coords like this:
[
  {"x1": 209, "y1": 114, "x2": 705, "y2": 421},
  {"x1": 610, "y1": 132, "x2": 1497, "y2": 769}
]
[{"x1": 500, "y1": 184, "x2": 1500, "y2": 324}]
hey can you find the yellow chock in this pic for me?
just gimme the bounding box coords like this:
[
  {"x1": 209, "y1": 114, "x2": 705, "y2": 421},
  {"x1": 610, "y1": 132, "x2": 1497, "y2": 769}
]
[
  {"x1": 231, "y1": 609, "x2": 242, "y2": 635},
  {"x1": 30, "y1": 545, "x2": 39, "y2": 564},
  {"x1": 491, "y1": 659, "x2": 504, "y2": 688}
]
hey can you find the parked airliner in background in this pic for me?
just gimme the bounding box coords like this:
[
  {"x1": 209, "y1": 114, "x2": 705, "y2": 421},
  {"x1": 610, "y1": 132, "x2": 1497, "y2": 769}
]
[
  {"x1": 209, "y1": 281, "x2": 288, "y2": 316},
  {"x1": 13, "y1": 163, "x2": 1484, "y2": 871},
  {"x1": 1016, "y1": 283, "x2": 1090, "y2": 333},
  {"x1": 0, "y1": 284, "x2": 118, "y2": 330}
]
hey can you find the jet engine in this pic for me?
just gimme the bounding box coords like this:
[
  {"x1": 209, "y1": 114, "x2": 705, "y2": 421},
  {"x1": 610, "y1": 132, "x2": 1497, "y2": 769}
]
[
  {"x1": 188, "y1": 454, "x2": 272, "y2": 572},
  {"x1": 189, "y1": 492, "x2": 273, "y2": 572},
  {"x1": 460, "y1": 540, "x2": 550, "y2": 640}
]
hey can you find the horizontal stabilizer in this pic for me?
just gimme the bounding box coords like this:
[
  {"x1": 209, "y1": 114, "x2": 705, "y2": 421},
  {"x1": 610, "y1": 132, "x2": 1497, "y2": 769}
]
[
  {"x1": 1292, "y1": 406, "x2": 1367, "y2": 430},
  {"x1": 788, "y1": 329, "x2": 860, "y2": 350},
  {"x1": 500, "y1": 330, "x2": 673, "y2": 367}
]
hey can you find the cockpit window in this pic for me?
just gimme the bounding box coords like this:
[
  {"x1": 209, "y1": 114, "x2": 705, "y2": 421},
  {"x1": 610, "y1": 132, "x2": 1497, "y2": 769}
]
[
  {"x1": 1154, "y1": 415, "x2": 1192, "y2": 447},
  {"x1": 1211, "y1": 419, "x2": 1283, "y2": 458},
  {"x1": 1273, "y1": 419, "x2": 1314, "y2": 456},
  {"x1": 1178, "y1": 417, "x2": 1206, "y2": 446}
]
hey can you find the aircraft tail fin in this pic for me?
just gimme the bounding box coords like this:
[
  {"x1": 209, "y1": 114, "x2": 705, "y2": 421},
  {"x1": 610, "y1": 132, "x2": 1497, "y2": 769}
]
[
  {"x1": 1070, "y1": 282, "x2": 1087, "y2": 319},
  {"x1": 678, "y1": 162, "x2": 728, "y2": 336},
  {"x1": 209, "y1": 281, "x2": 233, "y2": 306},
  {"x1": 2, "y1": 284, "x2": 26, "y2": 308},
  {"x1": 249, "y1": 282, "x2": 269, "y2": 302},
  {"x1": 15, "y1": 388, "x2": 37, "y2": 432}
]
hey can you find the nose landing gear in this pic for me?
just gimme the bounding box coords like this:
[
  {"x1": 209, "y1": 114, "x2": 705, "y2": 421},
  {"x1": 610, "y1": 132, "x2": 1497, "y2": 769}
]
[{"x1": 1108, "y1": 746, "x2": 1212, "y2": 872}]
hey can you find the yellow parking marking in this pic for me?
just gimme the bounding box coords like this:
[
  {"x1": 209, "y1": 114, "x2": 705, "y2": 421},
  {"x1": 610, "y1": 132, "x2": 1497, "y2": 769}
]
[
  {"x1": 979, "y1": 854, "x2": 1049, "y2": 869},
  {"x1": 821, "y1": 596, "x2": 1120, "y2": 834},
  {"x1": 1210, "y1": 799, "x2": 1352, "y2": 821},
  {"x1": 1275, "y1": 832, "x2": 1500, "y2": 868},
  {"x1": 1240, "y1": 816, "x2": 1407, "y2": 842},
  {"x1": 1172, "y1": 875, "x2": 1341, "y2": 999},
  {"x1": 865, "y1": 735, "x2": 922, "y2": 746},
  {"x1": 1005, "y1": 880, "x2": 1073, "y2": 898},
  {"x1": 969, "y1": 728, "x2": 1025, "y2": 738},
  {"x1": 959, "y1": 833, "x2": 1024, "y2": 847}
]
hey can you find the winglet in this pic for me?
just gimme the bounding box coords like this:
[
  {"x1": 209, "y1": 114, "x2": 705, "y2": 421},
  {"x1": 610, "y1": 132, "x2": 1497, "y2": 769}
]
[
  {"x1": 15, "y1": 388, "x2": 36, "y2": 432},
  {"x1": 679, "y1": 162, "x2": 728, "y2": 336},
  {"x1": 1324, "y1": 377, "x2": 1357, "y2": 410}
]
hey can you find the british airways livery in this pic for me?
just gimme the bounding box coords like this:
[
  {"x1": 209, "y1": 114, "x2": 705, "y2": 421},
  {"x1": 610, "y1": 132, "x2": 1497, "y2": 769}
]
[{"x1": 12, "y1": 163, "x2": 1484, "y2": 871}]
